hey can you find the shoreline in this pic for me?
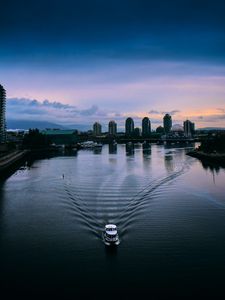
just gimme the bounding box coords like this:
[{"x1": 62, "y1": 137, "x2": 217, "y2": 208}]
[
  {"x1": 187, "y1": 150, "x2": 225, "y2": 165},
  {"x1": 0, "y1": 150, "x2": 29, "y2": 176}
]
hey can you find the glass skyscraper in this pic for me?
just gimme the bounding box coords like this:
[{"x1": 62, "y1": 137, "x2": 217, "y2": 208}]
[
  {"x1": 108, "y1": 120, "x2": 117, "y2": 136},
  {"x1": 184, "y1": 120, "x2": 195, "y2": 137},
  {"x1": 93, "y1": 122, "x2": 102, "y2": 136},
  {"x1": 163, "y1": 114, "x2": 172, "y2": 134},
  {"x1": 142, "y1": 117, "x2": 151, "y2": 137},
  {"x1": 125, "y1": 117, "x2": 134, "y2": 137},
  {"x1": 0, "y1": 84, "x2": 6, "y2": 143}
]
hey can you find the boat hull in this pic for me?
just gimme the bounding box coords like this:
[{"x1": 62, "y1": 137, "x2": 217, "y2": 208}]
[{"x1": 103, "y1": 233, "x2": 120, "y2": 246}]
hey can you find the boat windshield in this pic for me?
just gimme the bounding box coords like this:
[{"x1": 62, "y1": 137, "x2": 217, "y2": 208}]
[
  {"x1": 106, "y1": 232, "x2": 116, "y2": 237},
  {"x1": 106, "y1": 227, "x2": 116, "y2": 231}
]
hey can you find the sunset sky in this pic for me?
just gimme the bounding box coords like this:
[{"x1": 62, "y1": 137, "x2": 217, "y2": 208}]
[{"x1": 1, "y1": 0, "x2": 225, "y2": 129}]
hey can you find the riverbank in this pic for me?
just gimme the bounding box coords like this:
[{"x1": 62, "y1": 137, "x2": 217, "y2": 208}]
[
  {"x1": 0, "y1": 150, "x2": 29, "y2": 174},
  {"x1": 187, "y1": 150, "x2": 225, "y2": 165}
]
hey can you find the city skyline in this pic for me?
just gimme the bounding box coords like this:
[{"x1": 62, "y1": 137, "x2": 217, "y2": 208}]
[
  {"x1": 92, "y1": 115, "x2": 195, "y2": 135},
  {"x1": 1, "y1": 0, "x2": 225, "y2": 128},
  {"x1": 0, "y1": 82, "x2": 220, "y2": 132}
]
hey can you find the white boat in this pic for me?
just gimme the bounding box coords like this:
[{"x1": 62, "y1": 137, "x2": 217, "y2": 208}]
[
  {"x1": 94, "y1": 143, "x2": 103, "y2": 148},
  {"x1": 81, "y1": 141, "x2": 102, "y2": 149},
  {"x1": 103, "y1": 224, "x2": 119, "y2": 246}
]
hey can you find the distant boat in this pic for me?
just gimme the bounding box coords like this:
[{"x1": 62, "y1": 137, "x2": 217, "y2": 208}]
[
  {"x1": 94, "y1": 143, "x2": 103, "y2": 148},
  {"x1": 80, "y1": 141, "x2": 102, "y2": 149},
  {"x1": 103, "y1": 224, "x2": 119, "y2": 246}
]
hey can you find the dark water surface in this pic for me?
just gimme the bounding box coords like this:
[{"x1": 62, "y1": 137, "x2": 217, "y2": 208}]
[{"x1": 0, "y1": 144, "x2": 225, "y2": 298}]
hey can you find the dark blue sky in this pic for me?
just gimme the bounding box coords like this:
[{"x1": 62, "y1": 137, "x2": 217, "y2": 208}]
[
  {"x1": 1, "y1": 0, "x2": 225, "y2": 62},
  {"x1": 1, "y1": 0, "x2": 225, "y2": 128}
]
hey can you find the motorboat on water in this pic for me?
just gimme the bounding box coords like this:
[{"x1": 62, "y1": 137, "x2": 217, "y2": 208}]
[
  {"x1": 94, "y1": 142, "x2": 103, "y2": 148},
  {"x1": 80, "y1": 141, "x2": 103, "y2": 149},
  {"x1": 103, "y1": 224, "x2": 119, "y2": 246}
]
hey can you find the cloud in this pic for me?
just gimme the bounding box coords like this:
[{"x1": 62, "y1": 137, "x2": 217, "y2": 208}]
[
  {"x1": 195, "y1": 114, "x2": 225, "y2": 122},
  {"x1": 6, "y1": 97, "x2": 165, "y2": 130},
  {"x1": 149, "y1": 109, "x2": 180, "y2": 116},
  {"x1": 149, "y1": 110, "x2": 161, "y2": 114},
  {"x1": 80, "y1": 105, "x2": 98, "y2": 116},
  {"x1": 6, "y1": 98, "x2": 121, "y2": 127},
  {"x1": 168, "y1": 110, "x2": 180, "y2": 116},
  {"x1": 7, "y1": 98, "x2": 95, "y2": 122},
  {"x1": 217, "y1": 108, "x2": 225, "y2": 113},
  {"x1": 6, "y1": 97, "x2": 225, "y2": 130}
]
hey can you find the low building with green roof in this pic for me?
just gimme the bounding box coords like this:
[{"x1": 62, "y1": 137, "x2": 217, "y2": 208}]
[{"x1": 42, "y1": 129, "x2": 78, "y2": 145}]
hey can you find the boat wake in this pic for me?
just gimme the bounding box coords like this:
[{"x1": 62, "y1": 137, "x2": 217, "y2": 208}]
[{"x1": 63, "y1": 158, "x2": 192, "y2": 243}]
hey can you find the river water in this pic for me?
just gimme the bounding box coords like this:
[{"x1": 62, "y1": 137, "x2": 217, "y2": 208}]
[{"x1": 0, "y1": 143, "x2": 225, "y2": 298}]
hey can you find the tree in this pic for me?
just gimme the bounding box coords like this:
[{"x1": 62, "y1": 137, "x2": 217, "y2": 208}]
[{"x1": 23, "y1": 129, "x2": 51, "y2": 149}]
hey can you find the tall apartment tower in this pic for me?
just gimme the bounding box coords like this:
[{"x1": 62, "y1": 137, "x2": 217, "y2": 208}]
[
  {"x1": 163, "y1": 114, "x2": 172, "y2": 134},
  {"x1": 142, "y1": 117, "x2": 151, "y2": 137},
  {"x1": 108, "y1": 120, "x2": 117, "y2": 136},
  {"x1": 184, "y1": 120, "x2": 195, "y2": 137},
  {"x1": 93, "y1": 122, "x2": 102, "y2": 136},
  {"x1": 0, "y1": 84, "x2": 6, "y2": 143},
  {"x1": 125, "y1": 117, "x2": 134, "y2": 137}
]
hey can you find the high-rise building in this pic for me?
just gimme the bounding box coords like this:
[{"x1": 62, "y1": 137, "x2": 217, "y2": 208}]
[
  {"x1": 0, "y1": 84, "x2": 6, "y2": 143},
  {"x1": 183, "y1": 120, "x2": 195, "y2": 137},
  {"x1": 163, "y1": 114, "x2": 172, "y2": 134},
  {"x1": 156, "y1": 126, "x2": 164, "y2": 134},
  {"x1": 142, "y1": 117, "x2": 151, "y2": 137},
  {"x1": 93, "y1": 122, "x2": 102, "y2": 136},
  {"x1": 134, "y1": 127, "x2": 141, "y2": 137},
  {"x1": 108, "y1": 120, "x2": 117, "y2": 136},
  {"x1": 125, "y1": 117, "x2": 134, "y2": 137}
]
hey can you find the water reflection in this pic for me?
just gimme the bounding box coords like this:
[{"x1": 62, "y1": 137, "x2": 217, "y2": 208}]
[
  {"x1": 126, "y1": 143, "x2": 134, "y2": 156},
  {"x1": 1, "y1": 144, "x2": 225, "y2": 297},
  {"x1": 93, "y1": 148, "x2": 102, "y2": 155},
  {"x1": 108, "y1": 143, "x2": 117, "y2": 154},
  {"x1": 104, "y1": 244, "x2": 118, "y2": 258},
  {"x1": 164, "y1": 142, "x2": 195, "y2": 149},
  {"x1": 164, "y1": 155, "x2": 174, "y2": 173},
  {"x1": 200, "y1": 160, "x2": 225, "y2": 174},
  {"x1": 142, "y1": 142, "x2": 151, "y2": 156},
  {"x1": 63, "y1": 149, "x2": 78, "y2": 156}
]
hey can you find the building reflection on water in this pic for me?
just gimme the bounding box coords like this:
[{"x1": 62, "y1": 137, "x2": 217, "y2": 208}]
[
  {"x1": 126, "y1": 143, "x2": 134, "y2": 156},
  {"x1": 108, "y1": 143, "x2": 117, "y2": 154},
  {"x1": 93, "y1": 148, "x2": 102, "y2": 155},
  {"x1": 142, "y1": 142, "x2": 151, "y2": 156},
  {"x1": 164, "y1": 155, "x2": 174, "y2": 173}
]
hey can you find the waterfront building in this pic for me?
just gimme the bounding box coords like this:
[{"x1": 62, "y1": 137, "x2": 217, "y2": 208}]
[
  {"x1": 108, "y1": 120, "x2": 117, "y2": 136},
  {"x1": 171, "y1": 124, "x2": 184, "y2": 137},
  {"x1": 125, "y1": 117, "x2": 134, "y2": 137},
  {"x1": 156, "y1": 126, "x2": 164, "y2": 134},
  {"x1": 93, "y1": 122, "x2": 102, "y2": 136},
  {"x1": 184, "y1": 120, "x2": 195, "y2": 137},
  {"x1": 0, "y1": 84, "x2": 6, "y2": 143},
  {"x1": 42, "y1": 129, "x2": 78, "y2": 145},
  {"x1": 163, "y1": 114, "x2": 172, "y2": 134},
  {"x1": 142, "y1": 117, "x2": 151, "y2": 137},
  {"x1": 134, "y1": 127, "x2": 141, "y2": 137}
]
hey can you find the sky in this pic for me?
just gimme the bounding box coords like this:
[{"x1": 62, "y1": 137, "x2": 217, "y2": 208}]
[{"x1": 1, "y1": 0, "x2": 225, "y2": 129}]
